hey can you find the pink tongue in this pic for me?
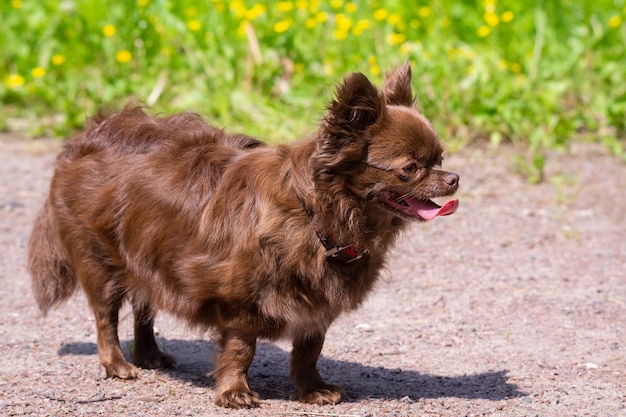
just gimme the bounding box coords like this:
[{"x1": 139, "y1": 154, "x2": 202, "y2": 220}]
[{"x1": 406, "y1": 198, "x2": 459, "y2": 220}]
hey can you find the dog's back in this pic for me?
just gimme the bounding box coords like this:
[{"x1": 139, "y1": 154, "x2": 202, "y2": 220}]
[
  {"x1": 28, "y1": 106, "x2": 264, "y2": 314},
  {"x1": 63, "y1": 105, "x2": 264, "y2": 157}
]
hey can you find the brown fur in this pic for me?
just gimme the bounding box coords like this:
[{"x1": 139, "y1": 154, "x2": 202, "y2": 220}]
[{"x1": 28, "y1": 63, "x2": 458, "y2": 408}]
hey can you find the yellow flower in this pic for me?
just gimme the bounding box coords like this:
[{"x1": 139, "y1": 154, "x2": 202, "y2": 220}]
[
  {"x1": 333, "y1": 29, "x2": 348, "y2": 40},
  {"x1": 277, "y1": 1, "x2": 293, "y2": 12},
  {"x1": 370, "y1": 64, "x2": 380, "y2": 76},
  {"x1": 330, "y1": 0, "x2": 342, "y2": 8},
  {"x1": 187, "y1": 19, "x2": 201, "y2": 31},
  {"x1": 316, "y1": 11, "x2": 328, "y2": 23},
  {"x1": 373, "y1": 8, "x2": 388, "y2": 21},
  {"x1": 345, "y1": 2, "x2": 357, "y2": 13},
  {"x1": 501, "y1": 11, "x2": 514, "y2": 23},
  {"x1": 353, "y1": 19, "x2": 371, "y2": 35},
  {"x1": 102, "y1": 24, "x2": 116, "y2": 37},
  {"x1": 418, "y1": 7, "x2": 431, "y2": 17},
  {"x1": 609, "y1": 15, "x2": 622, "y2": 29},
  {"x1": 400, "y1": 42, "x2": 412, "y2": 56},
  {"x1": 484, "y1": 0, "x2": 496, "y2": 13},
  {"x1": 116, "y1": 50, "x2": 132, "y2": 63},
  {"x1": 388, "y1": 13, "x2": 401, "y2": 26},
  {"x1": 509, "y1": 62, "x2": 522, "y2": 74},
  {"x1": 185, "y1": 6, "x2": 198, "y2": 17},
  {"x1": 5, "y1": 74, "x2": 25, "y2": 89},
  {"x1": 230, "y1": 0, "x2": 247, "y2": 18},
  {"x1": 335, "y1": 13, "x2": 352, "y2": 31},
  {"x1": 323, "y1": 59, "x2": 334, "y2": 75},
  {"x1": 477, "y1": 25, "x2": 491, "y2": 37},
  {"x1": 387, "y1": 32, "x2": 406, "y2": 45},
  {"x1": 274, "y1": 20, "x2": 291, "y2": 33},
  {"x1": 31, "y1": 67, "x2": 46, "y2": 78},
  {"x1": 305, "y1": 17, "x2": 317, "y2": 28},
  {"x1": 11, "y1": 0, "x2": 21, "y2": 8},
  {"x1": 245, "y1": 4, "x2": 266, "y2": 20},
  {"x1": 484, "y1": 12, "x2": 499, "y2": 27},
  {"x1": 296, "y1": 0, "x2": 308, "y2": 10},
  {"x1": 51, "y1": 54, "x2": 66, "y2": 66},
  {"x1": 367, "y1": 55, "x2": 377, "y2": 65},
  {"x1": 137, "y1": 0, "x2": 148, "y2": 6}
]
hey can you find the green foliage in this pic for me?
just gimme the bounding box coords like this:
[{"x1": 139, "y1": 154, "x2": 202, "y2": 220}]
[{"x1": 1, "y1": 0, "x2": 625, "y2": 179}]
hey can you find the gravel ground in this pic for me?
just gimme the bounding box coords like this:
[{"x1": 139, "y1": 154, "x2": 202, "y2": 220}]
[{"x1": 1, "y1": 137, "x2": 625, "y2": 416}]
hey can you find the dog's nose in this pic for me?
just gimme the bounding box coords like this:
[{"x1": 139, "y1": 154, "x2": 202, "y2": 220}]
[{"x1": 444, "y1": 172, "x2": 459, "y2": 188}]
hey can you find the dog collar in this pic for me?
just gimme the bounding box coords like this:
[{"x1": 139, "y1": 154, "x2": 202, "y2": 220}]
[
  {"x1": 314, "y1": 229, "x2": 369, "y2": 263},
  {"x1": 303, "y1": 205, "x2": 369, "y2": 263}
]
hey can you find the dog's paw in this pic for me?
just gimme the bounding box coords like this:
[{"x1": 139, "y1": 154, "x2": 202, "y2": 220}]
[
  {"x1": 299, "y1": 384, "x2": 344, "y2": 406},
  {"x1": 104, "y1": 361, "x2": 140, "y2": 380},
  {"x1": 134, "y1": 350, "x2": 177, "y2": 370},
  {"x1": 214, "y1": 389, "x2": 261, "y2": 409}
]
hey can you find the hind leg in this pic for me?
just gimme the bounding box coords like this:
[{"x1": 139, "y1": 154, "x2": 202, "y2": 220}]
[
  {"x1": 79, "y1": 262, "x2": 139, "y2": 379},
  {"x1": 132, "y1": 302, "x2": 176, "y2": 369},
  {"x1": 92, "y1": 297, "x2": 140, "y2": 379}
]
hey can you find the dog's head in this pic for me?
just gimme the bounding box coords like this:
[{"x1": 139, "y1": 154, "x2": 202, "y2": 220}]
[{"x1": 312, "y1": 63, "x2": 458, "y2": 238}]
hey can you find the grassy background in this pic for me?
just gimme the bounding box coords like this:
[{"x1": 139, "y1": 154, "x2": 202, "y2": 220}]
[{"x1": 1, "y1": 0, "x2": 625, "y2": 180}]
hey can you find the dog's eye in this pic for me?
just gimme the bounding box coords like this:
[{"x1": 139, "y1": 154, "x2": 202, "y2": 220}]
[
  {"x1": 397, "y1": 163, "x2": 419, "y2": 182},
  {"x1": 402, "y1": 163, "x2": 418, "y2": 175}
]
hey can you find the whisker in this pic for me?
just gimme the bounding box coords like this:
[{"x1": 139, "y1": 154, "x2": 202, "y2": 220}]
[{"x1": 396, "y1": 191, "x2": 414, "y2": 202}]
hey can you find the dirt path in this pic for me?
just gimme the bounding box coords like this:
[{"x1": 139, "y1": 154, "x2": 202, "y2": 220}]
[{"x1": 1, "y1": 138, "x2": 624, "y2": 416}]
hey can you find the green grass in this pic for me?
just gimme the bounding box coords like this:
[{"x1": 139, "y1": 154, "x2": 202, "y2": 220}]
[{"x1": 1, "y1": 0, "x2": 625, "y2": 180}]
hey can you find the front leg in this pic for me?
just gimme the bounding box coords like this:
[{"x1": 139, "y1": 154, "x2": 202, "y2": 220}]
[
  {"x1": 213, "y1": 330, "x2": 260, "y2": 408},
  {"x1": 291, "y1": 331, "x2": 343, "y2": 405}
]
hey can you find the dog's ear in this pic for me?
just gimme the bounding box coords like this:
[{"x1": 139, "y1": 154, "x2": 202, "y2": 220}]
[
  {"x1": 383, "y1": 61, "x2": 414, "y2": 107},
  {"x1": 323, "y1": 72, "x2": 383, "y2": 137},
  {"x1": 312, "y1": 73, "x2": 383, "y2": 244}
]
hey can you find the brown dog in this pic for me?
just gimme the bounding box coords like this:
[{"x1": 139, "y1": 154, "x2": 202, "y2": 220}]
[{"x1": 28, "y1": 63, "x2": 459, "y2": 408}]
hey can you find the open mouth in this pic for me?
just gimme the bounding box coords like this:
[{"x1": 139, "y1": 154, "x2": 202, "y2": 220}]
[{"x1": 384, "y1": 194, "x2": 459, "y2": 220}]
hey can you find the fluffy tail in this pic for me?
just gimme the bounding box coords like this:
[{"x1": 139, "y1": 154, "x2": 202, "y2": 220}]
[{"x1": 28, "y1": 199, "x2": 77, "y2": 314}]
